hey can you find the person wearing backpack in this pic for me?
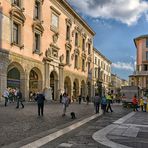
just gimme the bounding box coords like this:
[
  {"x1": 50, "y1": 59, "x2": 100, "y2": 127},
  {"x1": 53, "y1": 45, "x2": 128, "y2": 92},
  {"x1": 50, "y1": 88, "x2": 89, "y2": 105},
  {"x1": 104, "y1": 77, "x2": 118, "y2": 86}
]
[
  {"x1": 94, "y1": 93, "x2": 101, "y2": 114},
  {"x1": 101, "y1": 95, "x2": 107, "y2": 114}
]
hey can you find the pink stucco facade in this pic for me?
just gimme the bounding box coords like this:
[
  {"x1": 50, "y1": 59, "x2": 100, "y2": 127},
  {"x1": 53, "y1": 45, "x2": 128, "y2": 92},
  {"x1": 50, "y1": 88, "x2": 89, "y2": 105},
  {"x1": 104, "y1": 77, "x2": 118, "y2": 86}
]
[
  {"x1": 130, "y1": 35, "x2": 148, "y2": 90},
  {"x1": 0, "y1": 0, "x2": 95, "y2": 101}
]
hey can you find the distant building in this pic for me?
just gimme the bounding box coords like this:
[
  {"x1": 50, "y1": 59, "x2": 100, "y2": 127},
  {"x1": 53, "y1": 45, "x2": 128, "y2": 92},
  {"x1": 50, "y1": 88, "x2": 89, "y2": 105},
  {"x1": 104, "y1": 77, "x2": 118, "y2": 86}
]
[
  {"x1": 129, "y1": 35, "x2": 148, "y2": 92},
  {"x1": 121, "y1": 79, "x2": 129, "y2": 87},
  {"x1": 111, "y1": 74, "x2": 128, "y2": 94},
  {"x1": 93, "y1": 48, "x2": 112, "y2": 95}
]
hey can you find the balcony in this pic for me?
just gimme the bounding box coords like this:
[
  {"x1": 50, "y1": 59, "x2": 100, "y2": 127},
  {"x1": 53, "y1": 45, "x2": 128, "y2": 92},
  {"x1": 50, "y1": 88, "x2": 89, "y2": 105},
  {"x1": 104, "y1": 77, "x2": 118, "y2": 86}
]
[{"x1": 133, "y1": 71, "x2": 148, "y2": 76}]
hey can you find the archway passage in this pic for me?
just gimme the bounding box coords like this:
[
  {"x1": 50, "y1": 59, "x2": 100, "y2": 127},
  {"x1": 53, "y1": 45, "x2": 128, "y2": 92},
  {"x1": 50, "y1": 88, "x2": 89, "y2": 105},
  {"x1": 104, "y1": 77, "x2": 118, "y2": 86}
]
[
  {"x1": 64, "y1": 76, "x2": 71, "y2": 97},
  {"x1": 73, "y1": 79, "x2": 79, "y2": 101},
  {"x1": 7, "y1": 67, "x2": 20, "y2": 89},
  {"x1": 50, "y1": 71, "x2": 58, "y2": 100},
  {"x1": 29, "y1": 68, "x2": 42, "y2": 100}
]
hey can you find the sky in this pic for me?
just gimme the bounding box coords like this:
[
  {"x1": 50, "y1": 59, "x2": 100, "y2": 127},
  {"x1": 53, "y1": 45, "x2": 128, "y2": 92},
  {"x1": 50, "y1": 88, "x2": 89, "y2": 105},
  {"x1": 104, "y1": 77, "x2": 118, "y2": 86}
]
[{"x1": 67, "y1": 0, "x2": 148, "y2": 80}]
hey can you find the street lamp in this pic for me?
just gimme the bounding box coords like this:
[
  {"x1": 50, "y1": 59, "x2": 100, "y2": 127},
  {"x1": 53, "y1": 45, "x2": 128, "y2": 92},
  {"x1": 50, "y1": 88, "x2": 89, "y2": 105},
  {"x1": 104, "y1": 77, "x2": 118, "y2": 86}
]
[{"x1": 97, "y1": 66, "x2": 102, "y2": 97}]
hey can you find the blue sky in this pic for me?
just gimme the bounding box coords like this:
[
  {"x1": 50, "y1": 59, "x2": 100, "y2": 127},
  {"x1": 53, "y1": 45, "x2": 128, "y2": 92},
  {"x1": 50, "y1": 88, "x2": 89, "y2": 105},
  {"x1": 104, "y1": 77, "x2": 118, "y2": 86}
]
[{"x1": 67, "y1": 0, "x2": 148, "y2": 80}]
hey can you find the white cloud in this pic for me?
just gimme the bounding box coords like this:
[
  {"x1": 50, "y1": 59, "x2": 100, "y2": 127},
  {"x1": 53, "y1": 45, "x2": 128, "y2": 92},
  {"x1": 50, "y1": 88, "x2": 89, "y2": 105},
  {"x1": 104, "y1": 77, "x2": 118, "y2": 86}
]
[
  {"x1": 67, "y1": 0, "x2": 148, "y2": 26},
  {"x1": 112, "y1": 62, "x2": 134, "y2": 71}
]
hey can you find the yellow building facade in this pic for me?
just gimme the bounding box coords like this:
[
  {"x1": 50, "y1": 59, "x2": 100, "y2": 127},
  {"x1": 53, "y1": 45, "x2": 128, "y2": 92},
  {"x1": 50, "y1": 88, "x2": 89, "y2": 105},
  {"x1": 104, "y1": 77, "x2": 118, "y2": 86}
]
[
  {"x1": 93, "y1": 48, "x2": 112, "y2": 95},
  {"x1": 0, "y1": 0, "x2": 95, "y2": 101}
]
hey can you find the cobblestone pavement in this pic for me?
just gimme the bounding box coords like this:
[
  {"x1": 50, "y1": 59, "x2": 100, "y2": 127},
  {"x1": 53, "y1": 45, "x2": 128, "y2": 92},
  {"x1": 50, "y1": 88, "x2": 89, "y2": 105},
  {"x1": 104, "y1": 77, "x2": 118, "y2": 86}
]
[
  {"x1": 0, "y1": 101, "x2": 96, "y2": 147},
  {"x1": 41, "y1": 104, "x2": 131, "y2": 148}
]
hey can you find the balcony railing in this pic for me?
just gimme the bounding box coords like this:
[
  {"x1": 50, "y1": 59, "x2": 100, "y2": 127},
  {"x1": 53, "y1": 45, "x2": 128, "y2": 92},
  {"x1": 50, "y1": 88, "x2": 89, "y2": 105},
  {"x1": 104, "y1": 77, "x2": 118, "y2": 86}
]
[{"x1": 133, "y1": 71, "x2": 148, "y2": 76}]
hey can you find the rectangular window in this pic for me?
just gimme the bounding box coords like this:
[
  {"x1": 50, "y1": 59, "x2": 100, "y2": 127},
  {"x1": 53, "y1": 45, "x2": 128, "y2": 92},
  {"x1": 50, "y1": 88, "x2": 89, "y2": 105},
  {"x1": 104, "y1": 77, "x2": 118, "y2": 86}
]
[
  {"x1": 95, "y1": 57, "x2": 97, "y2": 64},
  {"x1": 75, "y1": 32, "x2": 78, "y2": 46},
  {"x1": 51, "y1": 13, "x2": 58, "y2": 28},
  {"x1": 13, "y1": 0, "x2": 20, "y2": 7},
  {"x1": 66, "y1": 25, "x2": 70, "y2": 41},
  {"x1": 95, "y1": 68, "x2": 97, "y2": 78},
  {"x1": 146, "y1": 51, "x2": 148, "y2": 60},
  {"x1": 88, "y1": 43, "x2": 91, "y2": 54},
  {"x1": 98, "y1": 59, "x2": 100, "y2": 66},
  {"x1": 88, "y1": 62, "x2": 90, "y2": 72},
  {"x1": 35, "y1": 1, "x2": 40, "y2": 19},
  {"x1": 82, "y1": 59, "x2": 85, "y2": 71},
  {"x1": 75, "y1": 55, "x2": 78, "y2": 68},
  {"x1": 66, "y1": 50, "x2": 70, "y2": 65},
  {"x1": 13, "y1": 22, "x2": 19, "y2": 44},
  {"x1": 34, "y1": 33, "x2": 40, "y2": 52},
  {"x1": 82, "y1": 38, "x2": 85, "y2": 51}
]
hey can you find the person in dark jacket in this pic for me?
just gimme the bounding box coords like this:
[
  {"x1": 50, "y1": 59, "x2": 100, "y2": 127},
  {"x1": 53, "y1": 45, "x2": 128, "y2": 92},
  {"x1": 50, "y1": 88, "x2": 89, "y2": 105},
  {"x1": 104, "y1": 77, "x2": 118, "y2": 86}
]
[
  {"x1": 35, "y1": 92, "x2": 45, "y2": 116},
  {"x1": 94, "y1": 93, "x2": 101, "y2": 113},
  {"x1": 16, "y1": 89, "x2": 24, "y2": 109}
]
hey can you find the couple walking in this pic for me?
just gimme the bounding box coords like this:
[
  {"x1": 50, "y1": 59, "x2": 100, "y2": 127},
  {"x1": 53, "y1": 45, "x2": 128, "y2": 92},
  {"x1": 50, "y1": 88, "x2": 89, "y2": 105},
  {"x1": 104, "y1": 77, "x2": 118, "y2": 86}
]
[{"x1": 93, "y1": 93, "x2": 113, "y2": 114}]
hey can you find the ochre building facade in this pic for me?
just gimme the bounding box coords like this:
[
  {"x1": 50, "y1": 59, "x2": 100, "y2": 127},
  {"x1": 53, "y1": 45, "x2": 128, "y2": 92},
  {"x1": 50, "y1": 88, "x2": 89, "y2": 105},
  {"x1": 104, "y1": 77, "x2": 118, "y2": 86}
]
[{"x1": 0, "y1": 0, "x2": 95, "y2": 101}]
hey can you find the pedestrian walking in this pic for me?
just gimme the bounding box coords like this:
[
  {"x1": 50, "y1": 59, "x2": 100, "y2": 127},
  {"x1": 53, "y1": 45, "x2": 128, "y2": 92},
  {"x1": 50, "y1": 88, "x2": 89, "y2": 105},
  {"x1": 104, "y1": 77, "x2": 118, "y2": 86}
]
[
  {"x1": 94, "y1": 93, "x2": 101, "y2": 114},
  {"x1": 101, "y1": 95, "x2": 107, "y2": 114},
  {"x1": 35, "y1": 91, "x2": 45, "y2": 116},
  {"x1": 139, "y1": 96, "x2": 144, "y2": 111},
  {"x1": 16, "y1": 89, "x2": 24, "y2": 109},
  {"x1": 143, "y1": 95, "x2": 147, "y2": 112},
  {"x1": 106, "y1": 93, "x2": 113, "y2": 112},
  {"x1": 78, "y1": 95, "x2": 82, "y2": 104},
  {"x1": 62, "y1": 93, "x2": 69, "y2": 116},
  {"x1": 86, "y1": 95, "x2": 89, "y2": 105},
  {"x1": 2, "y1": 88, "x2": 9, "y2": 106},
  {"x1": 132, "y1": 95, "x2": 138, "y2": 112},
  {"x1": 60, "y1": 93, "x2": 63, "y2": 103}
]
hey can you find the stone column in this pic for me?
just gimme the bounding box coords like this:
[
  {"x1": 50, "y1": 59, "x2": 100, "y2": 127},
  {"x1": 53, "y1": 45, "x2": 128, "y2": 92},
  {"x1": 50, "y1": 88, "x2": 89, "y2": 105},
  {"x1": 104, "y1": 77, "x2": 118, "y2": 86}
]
[
  {"x1": 59, "y1": 63, "x2": 64, "y2": 94},
  {"x1": 0, "y1": 50, "x2": 9, "y2": 101},
  {"x1": 44, "y1": 61, "x2": 50, "y2": 88},
  {"x1": 0, "y1": 73, "x2": 7, "y2": 101},
  {"x1": 24, "y1": 70, "x2": 29, "y2": 101},
  {"x1": 71, "y1": 81, "x2": 74, "y2": 102}
]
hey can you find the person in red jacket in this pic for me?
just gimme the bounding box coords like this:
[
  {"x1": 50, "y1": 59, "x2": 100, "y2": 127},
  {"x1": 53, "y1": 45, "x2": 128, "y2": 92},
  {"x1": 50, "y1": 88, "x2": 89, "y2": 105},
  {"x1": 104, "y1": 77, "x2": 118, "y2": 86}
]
[{"x1": 132, "y1": 95, "x2": 138, "y2": 111}]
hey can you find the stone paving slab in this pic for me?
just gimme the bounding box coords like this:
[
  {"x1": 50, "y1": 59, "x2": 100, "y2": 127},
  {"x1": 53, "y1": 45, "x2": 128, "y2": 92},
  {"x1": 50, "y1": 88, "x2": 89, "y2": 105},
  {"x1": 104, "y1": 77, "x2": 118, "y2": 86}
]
[{"x1": 107, "y1": 112, "x2": 148, "y2": 148}]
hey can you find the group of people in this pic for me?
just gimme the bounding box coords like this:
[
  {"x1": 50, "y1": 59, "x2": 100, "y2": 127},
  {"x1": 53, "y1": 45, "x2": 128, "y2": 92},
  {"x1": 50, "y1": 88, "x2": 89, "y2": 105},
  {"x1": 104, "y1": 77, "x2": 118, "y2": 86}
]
[
  {"x1": 2, "y1": 88, "x2": 24, "y2": 108},
  {"x1": 93, "y1": 93, "x2": 113, "y2": 114},
  {"x1": 2, "y1": 88, "x2": 115, "y2": 117},
  {"x1": 132, "y1": 95, "x2": 148, "y2": 112}
]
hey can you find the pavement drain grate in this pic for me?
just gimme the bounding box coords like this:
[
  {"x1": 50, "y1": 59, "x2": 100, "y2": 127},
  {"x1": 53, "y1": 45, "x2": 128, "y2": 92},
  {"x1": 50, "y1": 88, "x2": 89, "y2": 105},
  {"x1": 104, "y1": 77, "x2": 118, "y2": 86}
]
[{"x1": 58, "y1": 143, "x2": 73, "y2": 147}]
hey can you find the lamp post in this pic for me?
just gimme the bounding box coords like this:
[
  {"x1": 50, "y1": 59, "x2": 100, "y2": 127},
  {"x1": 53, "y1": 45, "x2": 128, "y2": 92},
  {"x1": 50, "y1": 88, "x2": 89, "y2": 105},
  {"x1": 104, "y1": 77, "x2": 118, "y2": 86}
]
[{"x1": 97, "y1": 66, "x2": 102, "y2": 97}]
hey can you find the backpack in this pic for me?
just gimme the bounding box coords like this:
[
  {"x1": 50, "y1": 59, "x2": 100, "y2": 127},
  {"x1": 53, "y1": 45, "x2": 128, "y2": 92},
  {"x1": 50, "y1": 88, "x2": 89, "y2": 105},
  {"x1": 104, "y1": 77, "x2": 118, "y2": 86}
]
[{"x1": 101, "y1": 97, "x2": 107, "y2": 105}]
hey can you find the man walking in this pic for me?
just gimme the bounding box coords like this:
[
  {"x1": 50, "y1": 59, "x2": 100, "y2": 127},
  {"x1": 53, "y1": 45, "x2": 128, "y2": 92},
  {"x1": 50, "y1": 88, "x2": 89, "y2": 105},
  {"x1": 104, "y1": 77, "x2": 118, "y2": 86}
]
[
  {"x1": 106, "y1": 93, "x2": 113, "y2": 112},
  {"x1": 35, "y1": 91, "x2": 45, "y2": 116},
  {"x1": 94, "y1": 93, "x2": 101, "y2": 114},
  {"x1": 16, "y1": 89, "x2": 24, "y2": 109},
  {"x1": 2, "y1": 88, "x2": 9, "y2": 107},
  {"x1": 143, "y1": 95, "x2": 147, "y2": 112}
]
